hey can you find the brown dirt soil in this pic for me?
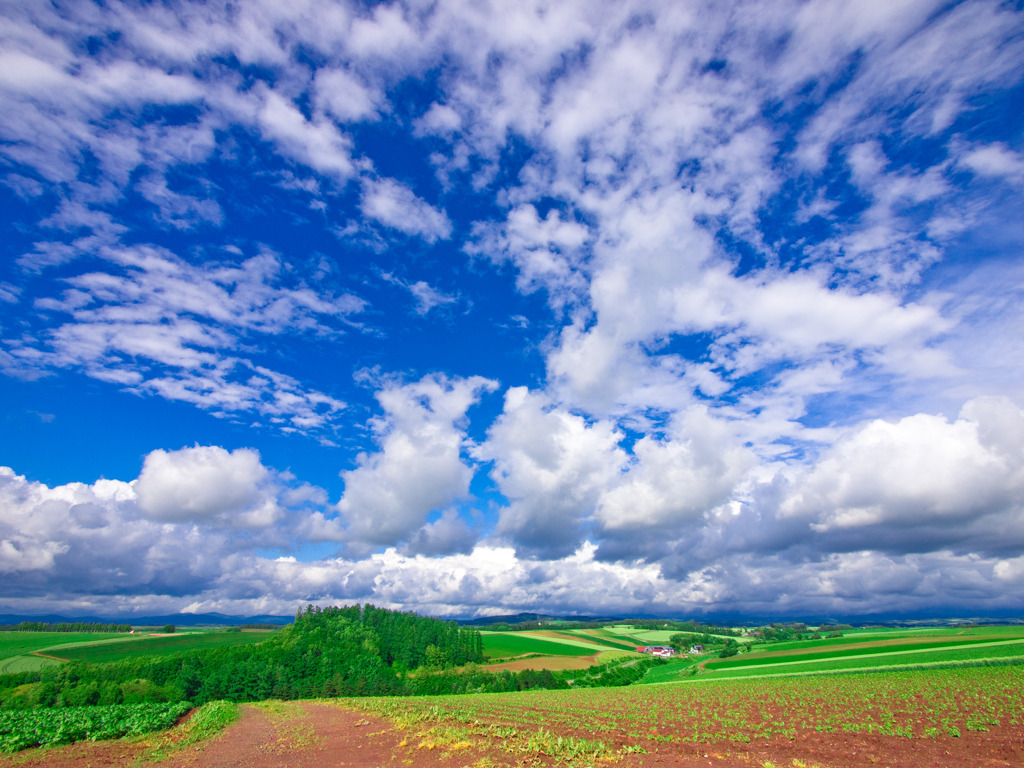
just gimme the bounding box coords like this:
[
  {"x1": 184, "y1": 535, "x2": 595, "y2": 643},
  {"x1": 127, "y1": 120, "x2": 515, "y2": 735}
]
[{"x1": 2, "y1": 698, "x2": 1021, "y2": 768}]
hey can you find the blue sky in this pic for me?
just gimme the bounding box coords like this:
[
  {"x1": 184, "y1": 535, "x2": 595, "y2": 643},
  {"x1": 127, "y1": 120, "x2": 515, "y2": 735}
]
[{"x1": 2, "y1": 0, "x2": 1024, "y2": 619}]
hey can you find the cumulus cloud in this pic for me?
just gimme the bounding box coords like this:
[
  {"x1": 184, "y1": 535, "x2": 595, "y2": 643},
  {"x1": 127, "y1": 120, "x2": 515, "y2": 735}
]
[
  {"x1": 135, "y1": 446, "x2": 279, "y2": 526},
  {"x1": 595, "y1": 408, "x2": 755, "y2": 534},
  {"x1": 337, "y1": 374, "x2": 497, "y2": 549},
  {"x1": 478, "y1": 387, "x2": 626, "y2": 558},
  {"x1": 402, "y1": 509, "x2": 478, "y2": 557},
  {"x1": 0, "y1": 446, "x2": 334, "y2": 601},
  {"x1": 775, "y1": 397, "x2": 1024, "y2": 554}
]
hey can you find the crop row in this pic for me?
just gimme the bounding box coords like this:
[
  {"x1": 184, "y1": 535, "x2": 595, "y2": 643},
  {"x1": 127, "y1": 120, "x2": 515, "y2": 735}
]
[
  {"x1": 706, "y1": 636, "x2": 1005, "y2": 670},
  {"x1": 0, "y1": 701, "x2": 191, "y2": 752},
  {"x1": 352, "y1": 665, "x2": 1024, "y2": 752},
  {"x1": 702, "y1": 640, "x2": 1024, "y2": 679}
]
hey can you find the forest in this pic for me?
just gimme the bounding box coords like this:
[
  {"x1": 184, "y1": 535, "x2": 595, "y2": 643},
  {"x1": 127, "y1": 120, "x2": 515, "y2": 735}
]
[{"x1": 0, "y1": 605, "x2": 658, "y2": 710}]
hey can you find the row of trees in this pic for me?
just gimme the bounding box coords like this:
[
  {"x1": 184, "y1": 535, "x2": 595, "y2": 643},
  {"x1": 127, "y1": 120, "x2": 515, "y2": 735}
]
[
  {"x1": 753, "y1": 623, "x2": 843, "y2": 643},
  {"x1": 631, "y1": 619, "x2": 744, "y2": 636},
  {"x1": 0, "y1": 622, "x2": 132, "y2": 633}
]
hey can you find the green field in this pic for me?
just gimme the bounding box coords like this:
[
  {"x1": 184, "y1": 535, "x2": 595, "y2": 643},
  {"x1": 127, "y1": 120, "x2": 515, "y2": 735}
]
[
  {"x1": 0, "y1": 632, "x2": 145, "y2": 674},
  {"x1": 631, "y1": 625, "x2": 1024, "y2": 685},
  {"x1": 480, "y1": 632, "x2": 602, "y2": 658},
  {"x1": 0, "y1": 632, "x2": 133, "y2": 659},
  {"x1": 706, "y1": 636, "x2": 1008, "y2": 671},
  {"x1": 52, "y1": 630, "x2": 277, "y2": 663},
  {"x1": 569, "y1": 628, "x2": 645, "y2": 650},
  {"x1": 700, "y1": 640, "x2": 1024, "y2": 680},
  {"x1": 0, "y1": 629, "x2": 279, "y2": 672}
]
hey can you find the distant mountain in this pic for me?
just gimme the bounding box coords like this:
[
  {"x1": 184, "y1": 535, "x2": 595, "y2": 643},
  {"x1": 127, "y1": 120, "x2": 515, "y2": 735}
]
[
  {"x1": 0, "y1": 612, "x2": 294, "y2": 627},
  {"x1": 2, "y1": 608, "x2": 1021, "y2": 629}
]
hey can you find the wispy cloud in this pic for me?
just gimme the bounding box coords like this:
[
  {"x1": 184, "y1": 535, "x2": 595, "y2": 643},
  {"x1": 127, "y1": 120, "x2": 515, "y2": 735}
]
[{"x1": 5, "y1": 246, "x2": 361, "y2": 431}]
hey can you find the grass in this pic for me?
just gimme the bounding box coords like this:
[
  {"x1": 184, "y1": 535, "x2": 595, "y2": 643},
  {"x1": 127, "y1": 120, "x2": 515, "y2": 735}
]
[
  {"x1": 0, "y1": 632, "x2": 133, "y2": 658},
  {"x1": 0, "y1": 656, "x2": 59, "y2": 674},
  {"x1": 568, "y1": 629, "x2": 645, "y2": 650},
  {"x1": 705, "y1": 636, "x2": 1023, "y2": 672},
  {"x1": 480, "y1": 633, "x2": 601, "y2": 659},
  {"x1": 138, "y1": 700, "x2": 239, "y2": 762},
  {"x1": 51, "y1": 630, "x2": 276, "y2": 663},
  {"x1": 0, "y1": 632, "x2": 146, "y2": 674},
  {"x1": 698, "y1": 639, "x2": 1024, "y2": 680}
]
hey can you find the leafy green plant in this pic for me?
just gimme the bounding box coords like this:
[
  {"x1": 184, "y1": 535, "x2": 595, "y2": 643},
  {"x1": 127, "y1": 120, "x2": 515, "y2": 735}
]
[{"x1": 0, "y1": 701, "x2": 191, "y2": 752}]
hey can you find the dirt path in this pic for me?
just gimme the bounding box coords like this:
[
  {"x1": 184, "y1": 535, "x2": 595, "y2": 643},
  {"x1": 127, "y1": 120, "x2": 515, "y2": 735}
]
[{"x1": 160, "y1": 702, "x2": 410, "y2": 768}]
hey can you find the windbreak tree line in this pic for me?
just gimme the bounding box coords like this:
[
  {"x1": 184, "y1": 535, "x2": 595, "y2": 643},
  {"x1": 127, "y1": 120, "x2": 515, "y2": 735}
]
[
  {"x1": 0, "y1": 622, "x2": 132, "y2": 633},
  {"x1": 753, "y1": 623, "x2": 843, "y2": 643}
]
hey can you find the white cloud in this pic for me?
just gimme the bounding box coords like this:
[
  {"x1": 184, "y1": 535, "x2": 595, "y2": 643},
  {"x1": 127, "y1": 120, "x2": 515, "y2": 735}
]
[
  {"x1": 381, "y1": 272, "x2": 458, "y2": 315},
  {"x1": 477, "y1": 387, "x2": 626, "y2": 557},
  {"x1": 361, "y1": 178, "x2": 453, "y2": 242},
  {"x1": 314, "y1": 67, "x2": 381, "y2": 123},
  {"x1": 337, "y1": 374, "x2": 497, "y2": 548},
  {"x1": 468, "y1": 204, "x2": 590, "y2": 307},
  {"x1": 777, "y1": 397, "x2": 1024, "y2": 551},
  {"x1": 5, "y1": 245, "x2": 358, "y2": 431},
  {"x1": 134, "y1": 446, "x2": 278, "y2": 526},
  {"x1": 257, "y1": 89, "x2": 356, "y2": 180},
  {"x1": 960, "y1": 143, "x2": 1024, "y2": 184},
  {"x1": 596, "y1": 408, "x2": 755, "y2": 532},
  {"x1": 414, "y1": 103, "x2": 462, "y2": 137},
  {"x1": 402, "y1": 509, "x2": 478, "y2": 557}
]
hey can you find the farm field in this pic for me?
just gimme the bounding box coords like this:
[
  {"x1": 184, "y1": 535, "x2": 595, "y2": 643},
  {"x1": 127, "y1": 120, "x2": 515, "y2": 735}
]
[
  {"x1": 478, "y1": 623, "x2": 686, "y2": 666},
  {"x1": 637, "y1": 625, "x2": 1024, "y2": 684},
  {"x1": 5, "y1": 666, "x2": 1022, "y2": 767},
  {"x1": 0, "y1": 632, "x2": 142, "y2": 674},
  {"x1": 463, "y1": 623, "x2": 1024, "y2": 681},
  {"x1": 4, "y1": 620, "x2": 1024, "y2": 766},
  {"x1": 479, "y1": 631, "x2": 606, "y2": 659},
  {"x1": 51, "y1": 629, "x2": 277, "y2": 663},
  {"x1": 344, "y1": 664, "x2": 1024, "y2": 767},
  {"x1": 0, "y1": 629, "x2": 277, "y2": 673}
]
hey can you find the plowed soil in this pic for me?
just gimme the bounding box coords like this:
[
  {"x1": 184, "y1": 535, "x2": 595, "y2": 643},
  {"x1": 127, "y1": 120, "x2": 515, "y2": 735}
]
[{"x1": 2, "y1": 699, "x2": 1021, "y2": 768}]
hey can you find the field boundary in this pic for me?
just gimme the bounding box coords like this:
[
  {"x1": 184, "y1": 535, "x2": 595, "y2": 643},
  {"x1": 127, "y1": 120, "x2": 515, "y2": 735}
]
[
  {"x1": 653, "y1": 652, "x2": 1024, "y2": 685},
  {"x1": 705, "y1": 637, "x2": 1024, "y2": 674}
]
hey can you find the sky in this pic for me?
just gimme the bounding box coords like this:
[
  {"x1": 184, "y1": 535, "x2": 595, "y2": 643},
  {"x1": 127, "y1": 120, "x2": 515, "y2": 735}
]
[{"x1": 1, "y1": 0, "x2": 1024, "y2": 621}]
